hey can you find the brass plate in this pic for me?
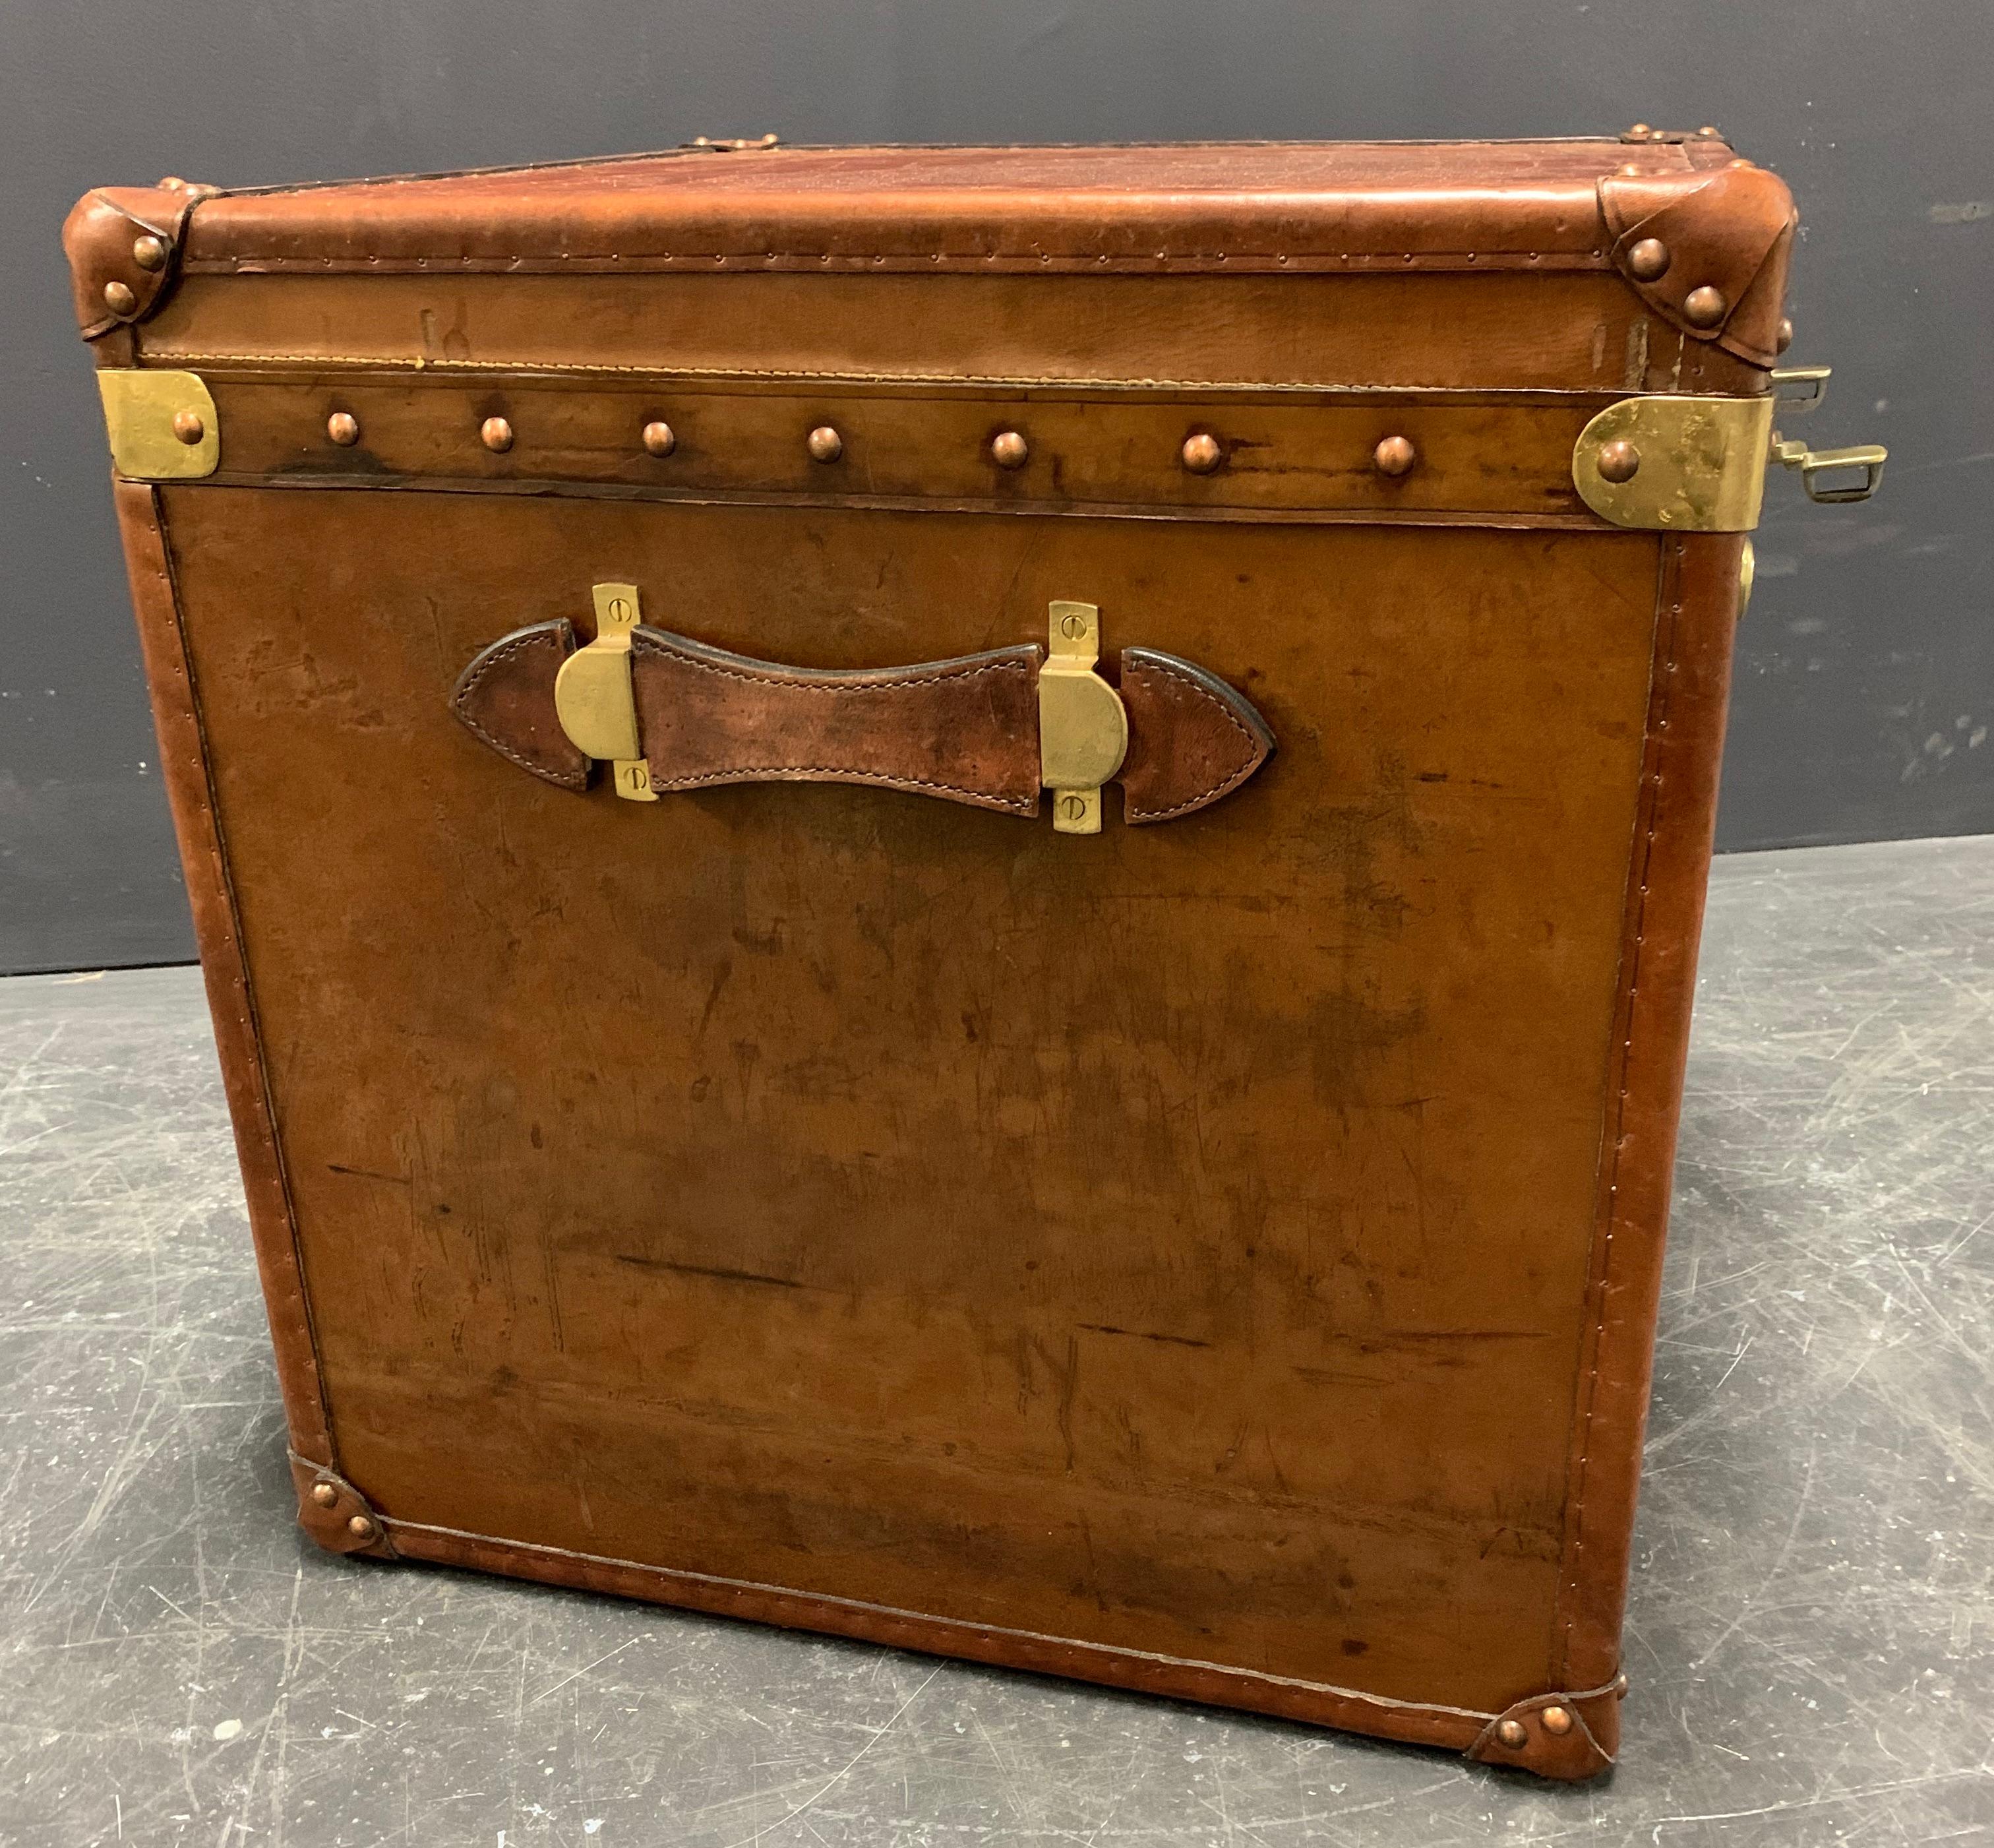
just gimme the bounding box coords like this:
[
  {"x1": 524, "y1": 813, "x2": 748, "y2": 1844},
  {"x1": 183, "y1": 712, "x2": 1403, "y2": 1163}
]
[
  {"x1": 1572, "y1": 394, "x2": 1774, "y2": 533},
  {"x1": 96, "y1": 369, "x2": 220, "y2": 480},
  {"x1": 554, "y1": 582, "x2": 655, "y2": 799},
  {"x1": 1038, "y1": 600, "x2": 1128, "y2": 836}
]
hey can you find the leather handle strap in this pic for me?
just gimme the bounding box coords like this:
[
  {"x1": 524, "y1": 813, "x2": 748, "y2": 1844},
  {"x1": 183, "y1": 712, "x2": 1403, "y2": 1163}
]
[{"x1": 452, "y1": 619, "x2": 1273, "y2": 826}]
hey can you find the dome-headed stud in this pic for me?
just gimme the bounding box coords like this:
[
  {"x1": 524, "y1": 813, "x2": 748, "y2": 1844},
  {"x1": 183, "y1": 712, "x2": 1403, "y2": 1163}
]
[
  {"x1": 103, "y1": 280, "x2": 137, "y2": 316},
  {"x1": 1180, "y1": 432, "x2": 1223, "y2": 474},
  {"x1": 1372, "y1": 435, "x2": 1416, "y2": 478},
  {"x1": 310, "y1": 1481, "x2": 338, "y2": 1508},
  {"x1": 480, "y1": 416, "x2": 514, "y2": 453},
  {"x1": 131, "y1": 234, "x2": 167, "y2": 272},
  {"x1": 1540, "y1": 1705, "x2": 1574, "y2": 1737},
  {"x1": 1627, "y1": 237, "x2": 1670, "y2": 282},
  {"x1": 1496, "y1": 1718, "x2": 1529, "y2": 1750},
  {"x1": 1596, "y1": 439, "x2": 1641, "y2": 484},
  {"x1": 990, "y1": 430, "x2": 1029, "y2": 469},
  {"x1": 327, "y1": 412, "x2": 361, "y2": 447},
  {"x1": 347, "y1": 1514, "x2": 375, "y2": 1541},
  {"x1": 642, "y1": 420, "x2": 677, "y2": 458},
  {"x1": 806, "y1": 425, "x2": 843, "y2": 463},
  {"x1": 1776, "y1": 315, "x2": 1795, "y2": 354},
  {"x1": 1683, "y1": 285, "x2": 1728, "y2": 328},
  {"x1": 171, "y1": 410, "x2": 205, "y2": 447}
]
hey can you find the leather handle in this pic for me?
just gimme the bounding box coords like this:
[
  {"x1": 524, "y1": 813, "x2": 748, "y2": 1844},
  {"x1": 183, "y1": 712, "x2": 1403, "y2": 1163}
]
[{"x1": 452, "y1": 619, "x2": 1273, "y2": 826}]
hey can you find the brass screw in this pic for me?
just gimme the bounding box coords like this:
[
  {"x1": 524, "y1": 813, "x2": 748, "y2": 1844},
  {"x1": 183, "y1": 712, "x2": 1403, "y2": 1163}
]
[
  {"x1": 1683, "y1": 285, "x2": 1728, "y2": 328},
  {"x1": 1627, "y1": 237, "x2": 1671, "y2": 282},
  {"x1": 642, "y1": 419, "x2": 677, "y2": 458},
  {"x1": 1596, "y1": 439, "x2": 1641, "y2": 484},
  {"x1": 1540, "y1": 1705, "x2": 1574, "y2": 1737},
  {"x1": 171, "y1": 410, "x2": 205, "y2": 447},
  {"x1": 806, "y1": 425, "x2": 843, "y2": 463},
  {"x1": 327, "y1": 411, "x2": 361, "y2": 447},
  {"x1": 1180, "y1": 432, "x2": 1223, "y2": 474},
  {"x1": 1058, "y1": 794, "x2": 1089, "y2": 823},
  {"x1": 607, "y1": 597, "x2": 633, "y2": 625},
  {"x1": 480, "y1": 416, "x2": 514, "y2": 453},
  {"x1": 103, "y1": 279, "x2": 137, "y2": 316},
  {"x1": 347, "y1": 1514, "x2": 375, "y2": 1541},
  {"x1": 990, "y1": 429, "x2": 1029, "y2": 469},
  {"x1": 1496, "y1": 1718, "x2": 1529, "y2": 1750},
  {"x1": 1372, "y1": 435, "x2": 1416, "y2": 478},
  {"x1": 1776, "y1": 314, "x2": 1795, "y2": 354},
  {"x1": 132, "y1": 234, "x2": 167, "y2": 272},
  {"x1": 1058, "y1": 609, "x2": 1089, "y2": 640},
  {"x1": 310, "y1": 1482, "x2": 338, "y2": 1508}
]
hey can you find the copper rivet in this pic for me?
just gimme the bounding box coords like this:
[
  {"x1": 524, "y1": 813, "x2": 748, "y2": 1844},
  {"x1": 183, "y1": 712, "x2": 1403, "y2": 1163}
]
[
  {"x1": 326, "y1": 411, "x2": 361, "y2": 447},
  {"x1": 1596, "y1": 439, "x2": 1641, "y2": 484},
  {"x1": 1496, "y1": 1719, "x2": 1529, "y2": 1750},
  {"x1": 347, "y1": 1514, "x2": 375, "y2": 1540},
  {"x1": 1697, "y1": 125, "x2": 1721, "y2": 139},
  {"x1": 171, "y1": 410, "x2": 205, "y2": 446},
  {"x1": 131, "y1": 234, "x2": 167, "y2": 272},
  {"x1": 1776, "y1": 314, "x2": 1795, "y2": 354},
  {"x1": 642, "y1": 419, "x2": 677, "y2": 458},
  {"x1": 102, "y1": 279, "x2": 137, "y2": 315},
  {"x1": 1627, "y1": 237, "x2": 1670, "y2": 282},
  {"x1": 1626, "y1": 122, "x2": 1651, "y2": 139},
  {"x1": 806, "y1": 424, "x2": 843, "y2": 463},
  {"x1": 1180, "y1": 432, "x2": 1223, "y2": 474},
  {"x1": 1683, "y1": 285, "x2": 1728, "y2": 328},
  {"x1": 1540, "y1": 1705, "x2": 1574, "y2": 1737},
  {"x1": 480, "y1": 416, "x2": 514, "y2": 454},
  {"x1": 1372, "y1": 435, "x2": 1416, "y2": 478},
  {"x1": 310, "y1": 1482, "x2": 338, "y2": 1508},
  {"x1": 990, "y1": 429, "x2": 1029, "y2": 470}
]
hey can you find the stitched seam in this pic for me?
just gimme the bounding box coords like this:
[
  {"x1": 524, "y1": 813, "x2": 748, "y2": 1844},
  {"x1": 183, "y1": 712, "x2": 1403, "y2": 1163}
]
[
  {"x1": 1126, "y1": 656, "x2": 1261, "y2": 821},
  {"x1": 456, "y1": 631, "x2": 574, "y2": 778},
  {"x1": 654, "y1": 764, "x2": 1035, "y2": 811},
  {"x1": 1559, "y1": 537, "x2": 1679, "y2": 1671},
  {"x1": 636, "y1": 640, "x2": 1031, "y2": 696}
]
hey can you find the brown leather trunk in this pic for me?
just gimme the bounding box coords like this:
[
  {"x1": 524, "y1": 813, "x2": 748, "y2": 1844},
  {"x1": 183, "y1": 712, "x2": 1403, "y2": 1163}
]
[{"x1": 69, "y1": 135, "x2": 1801, "y2": 1779}]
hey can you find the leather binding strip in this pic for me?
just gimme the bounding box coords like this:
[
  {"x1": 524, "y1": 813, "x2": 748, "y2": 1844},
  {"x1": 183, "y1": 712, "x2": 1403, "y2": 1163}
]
[{"x1": 452, "y1": 621, "x2": 1275, "y2": 824}]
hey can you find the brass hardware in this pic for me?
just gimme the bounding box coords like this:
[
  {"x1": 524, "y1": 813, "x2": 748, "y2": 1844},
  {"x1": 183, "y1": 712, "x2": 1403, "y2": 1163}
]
[
  {"x1": 806, "y1": 424, "x2": 843, "y2": 462},
  {"x1": 1627, "y1": 237, "x2": 1670, "y2": 281},
  {"x1": 310, "y1": 1481, "x2": 338, "y2": 1508},
  {"x1": 102, "y1": 279, "x2": 136, "y2": 316},
  {"x1": 1573, "y1": 395, "x2": 1774, "y2": 531},
  {"x1": 1770, "y1": 435, "x2": 1888, "y2": 504},
  {"x1": 480, "y1": 416, "x2": 514, "y2": 453},
  {"x1": 1180, "y1": 432, "x2": 1223, "y2": 474},
  {"x1": 990, "y1": 429, "x2": 1029, "y2": 469},
  {"x1": 131, "y1": 233, "x2": 167, "y2": 272},
  {"x1": 347, "y1": 1514, "x2": 376, "y2": 1541},
  {"x1": 96, "y1": 369, "x2": 220, "y2": 479},
  {"x1": 327, "y1": 410, "x2": 361, "y2": 447},
  {"x1": 554, "y1": 583, "x2": 657, "y2": 802},
  {"x1": 1039, "y1": 600, "x2": 1128, "y2": 836},
  {"x1": 1496, "y1": 1719, "x2": 1529, "y2": 1750},
  {"x1": 642, "y1": 419, "x2": 677, "y2": 458},
  {"x1": 1683, "y1": 285, "x2": 1728, "y2": 328},
  {"x1": 1738, "y1": 538, "x2": 1756, "y2": 615},
  {"x1": 1776, "y1": 315, "x2": 1795, "y2": 354},
  {"x1": 1596, "y1": 438, "x2": 1641, "y2": 484},
  {"x1": 1372, "y1": 435, "x2": 1416, "y2": 478},
  {"x1": 684, "y1": 133, "x2": 781, "y2": 152},
  {"x1": 1540, "y1": 1706, "x2": 1574, "y2": 1737},
  {"x1": 1769, "y1": 365, "x2": 1831, "y2": 415}
]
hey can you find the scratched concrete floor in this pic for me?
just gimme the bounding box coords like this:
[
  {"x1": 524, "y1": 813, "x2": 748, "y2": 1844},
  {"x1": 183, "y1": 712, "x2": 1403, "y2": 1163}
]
[{"x1": 3, "y1": 835, "x2": 1990, "y2": 1847}]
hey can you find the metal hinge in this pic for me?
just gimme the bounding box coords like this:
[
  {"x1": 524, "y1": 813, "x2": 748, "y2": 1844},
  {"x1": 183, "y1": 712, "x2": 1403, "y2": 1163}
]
[
  {"x1": 96, "y1": 369, "x2": 219, "y2": 479},
  {"x1": 1572, "y1": 367, "x2": 1886, "y2": 531}
]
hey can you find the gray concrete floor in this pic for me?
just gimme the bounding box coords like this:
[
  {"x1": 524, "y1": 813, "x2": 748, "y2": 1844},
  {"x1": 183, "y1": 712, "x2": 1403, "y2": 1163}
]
[{"x1": 3, "y1": 836, "x2": 1991, "y2": 1847}]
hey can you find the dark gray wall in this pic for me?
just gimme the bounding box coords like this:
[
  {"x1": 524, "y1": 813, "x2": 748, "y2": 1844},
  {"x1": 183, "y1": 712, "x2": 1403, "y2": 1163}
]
[{"x1": 4, "y1": 2, "x2": 1988, "y2": 973}]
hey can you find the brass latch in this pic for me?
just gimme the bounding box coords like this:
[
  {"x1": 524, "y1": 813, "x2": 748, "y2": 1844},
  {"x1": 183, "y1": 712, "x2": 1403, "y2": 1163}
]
[
  {"x1": 553, "y1": 583, "x2": 656, "y2": 801},
  {"x1": 1572, "y1": 367, "x2": 1886, "y2": 531},
  {"x1": 1037, "y1": 601, "x2": 1129, "y2": 835}
]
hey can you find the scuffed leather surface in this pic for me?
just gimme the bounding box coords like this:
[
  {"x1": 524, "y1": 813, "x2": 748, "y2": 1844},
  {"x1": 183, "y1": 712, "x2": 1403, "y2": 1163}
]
[
  {"x1": 62, "y1": 182, "x2": 208, "y2": 341},
  {"x1": 451, "y1": 619, "x2": 588, "y2": 791},
  {"x1": 630, "y1": 631, "x2": 1043, "y2": 816},
  {"x1": 1600, "y1": 162, "x2": 1798, "y2": 368},
  {"x1": 1118, "y1": 648, "x2": 1275, "y2": 824}
]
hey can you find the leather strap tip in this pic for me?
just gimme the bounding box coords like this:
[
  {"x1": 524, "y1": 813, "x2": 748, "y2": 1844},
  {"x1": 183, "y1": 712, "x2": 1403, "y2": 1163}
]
[
  {"x1": 1117, "y1": 648, "x2": 1275, "y2": 825},
  {"x1": 451, "y1": 619, "x2": 591, "y2": 791}
]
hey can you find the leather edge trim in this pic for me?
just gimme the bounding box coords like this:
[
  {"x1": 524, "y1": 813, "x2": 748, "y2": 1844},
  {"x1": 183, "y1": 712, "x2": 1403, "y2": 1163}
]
[
  {"x1": 114, "y1": 479, "x2": 335, "y2": 1464},
  {"x1": 450, "y1": 619, "x2": 589, "y2": 790},
  {"x1": 287, "y1": 1452, "x2": 396, "y2": 1559},
  {"x1": 1465, "y1": 1676, "x2": 1626, "y2": 1779},
  {"x1": 380, "y1": 1515, "x2": 1497, "y2": 1754},
  {"x1": 1554, "y1": 534, "x2": 1743, "y2": 1690}
]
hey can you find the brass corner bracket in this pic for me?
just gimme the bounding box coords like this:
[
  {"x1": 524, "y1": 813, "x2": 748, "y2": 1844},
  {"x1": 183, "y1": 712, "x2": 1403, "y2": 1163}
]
[
  {"x1": 97, "y1": 369, "x2": 218, "y2": 480},
  {"x1": 1572, "y1": 367, "x2": 1885, "y2": 532}
]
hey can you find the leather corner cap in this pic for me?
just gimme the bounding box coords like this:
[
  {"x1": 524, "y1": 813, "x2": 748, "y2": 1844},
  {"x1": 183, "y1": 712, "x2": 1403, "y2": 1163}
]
[
  {"x1": 286, "y1": 1452, "x2": 396, "y2": 1560},
  {"x1": 452, "y1": 619, "x2": 591, "y2": 790},
  {"x1": 1599, "y1": 162, "x2": 1796, "y2": 369},
  {"x1": 1117, "y1": 648, "x2": 1275, "y2": 824},
  {"x1": 1465, "y1": 1677, "x2": 1625, "y2": 1781},
  {"x1": 62, "y1": 181, "x2": 212, "y2": 342}
]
